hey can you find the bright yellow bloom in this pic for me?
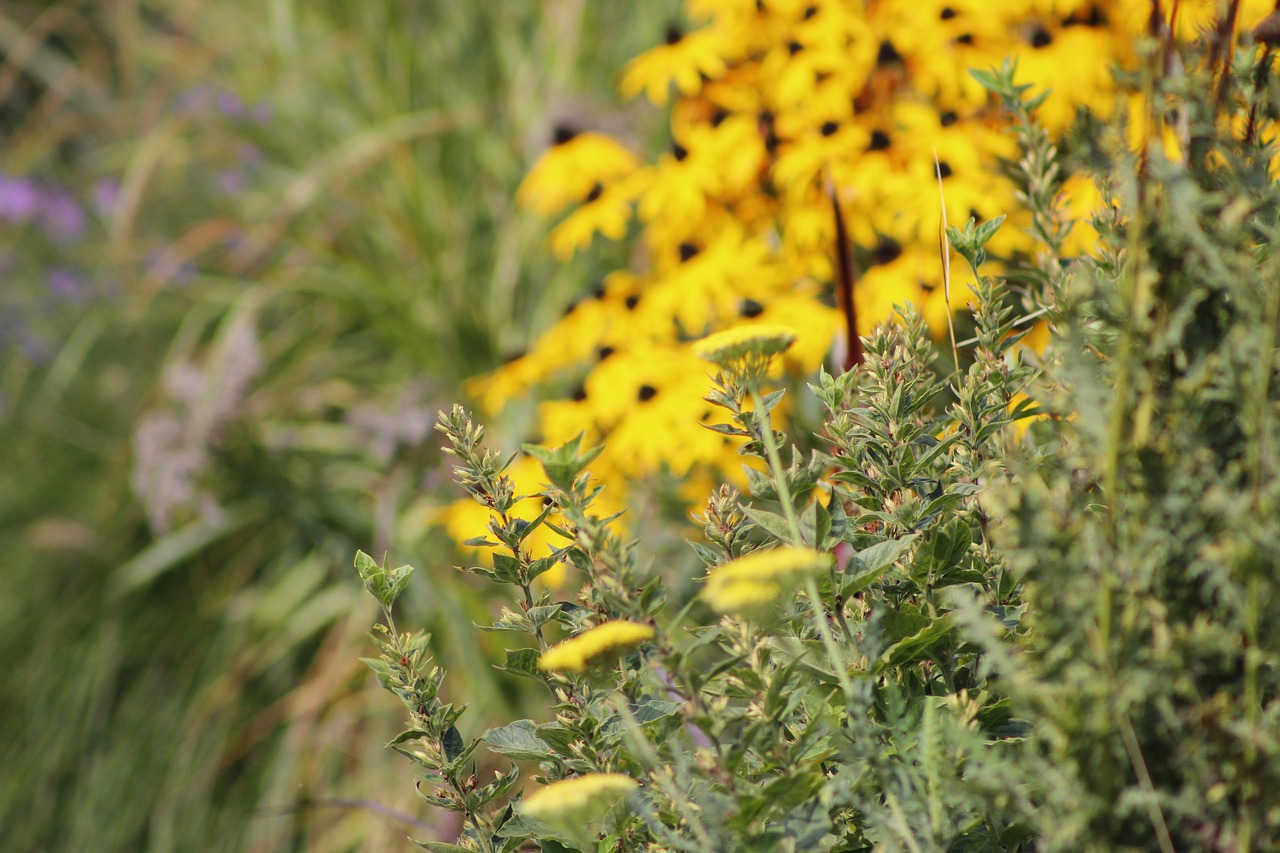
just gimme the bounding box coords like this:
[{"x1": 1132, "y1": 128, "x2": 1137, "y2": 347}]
[
  {"x1": 703, "y1": 545, "x2": 831, "y2": 613},
  {"x1": 620, "y1": 25, "x2": 736, "y2": 105},
  {"x1": 548, "y1": 176, "x2": 641, "y2": 260},
  {"x1": 520, "y1": 773, "x2": 639, "y2": 820},
  {"x1": 517, "y1": 131, "x2": 640, "y2": 217},
  {"x1": 537, "y1": 620, "x2": 655, "y2": 673}
]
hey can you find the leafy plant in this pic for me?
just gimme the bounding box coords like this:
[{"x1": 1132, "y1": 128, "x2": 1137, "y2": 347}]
[{"x1": 361, "y1": 257, "x2": 1037, "y2": 849}]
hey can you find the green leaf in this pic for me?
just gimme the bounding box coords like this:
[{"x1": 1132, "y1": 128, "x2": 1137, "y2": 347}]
[
  {"x1": 842, "y1": 534, "x2": 918, "y2": 595},
  {"x1": 701, "y1": 421, "x2": 750, "y2": 437},
  {"x1": 911, "y1": 517, "x2": 972, "y2": 581},
  {"x1": 526, "y1": 603, "x2": 570, "y2": 629},
  {"x1": 798, "y1": 498, "x2": 818, "y2": 547},
  {"x1": 386, "y1": 728, "x2": 430, "y2": 747},
  {"x1": 878, "y1": 613, "x2": 957, "y2": 671},
  {"x1": 973, "y1": 214, "x2": 1007, "y2": 248},
  {"x1": 630, "y1": 698, "x2": 683, "y2": 726},
  {"x1": 353, "y1": 550, "x2": 415, "y2": 610},
  {"x1": 465, "y1": 566, "x2": 504, "y2": 584},
  {"x1": 742, "y1": 505, "x2": 795, "y2": 544},
  {"x1": 526, "y1": 553, "x2": 563, "y2": 583},
  {"x1": 745, "y1": 465, "x2": 778, "y2": 501},
  {"x1": 814, "y1": 498, "x2": 832, "y2": 549},
  {"x1": 491, "y1": 553, "x2": 522, "y2": 584},
  {"x1": 687, "y1": 539, "x2": 721, "y2": 567},
  {"x1": 354, "y1": 549, "x2": 379, "y2": 582},
  {"x1": 881, "y1": 608, "x2": 931, "y2": 644},
  {"x1": 522, "y1": 434, "x2": 604, "y2": 491},
  {"x1": 534, "y1": 723, "x2": 580, "y2": 756},
  {"x1": 516, "y1": 503, "x2": 554, "y2": 543},
  {"x1": 968, "y1": 67, "x2": 1001, "y2": 93},
  {"x1": 413, "y1": 842, "x2": 473, "y2": 852},
  {"x1": 497, "y1": 648, "x2": 542, "y2": 679},
  {"x1": 481, "y1": 720, "x2": 556, "y2": 762},
  {"x1": 442, "y1": 724, "x2": 466, "y2": 763}
]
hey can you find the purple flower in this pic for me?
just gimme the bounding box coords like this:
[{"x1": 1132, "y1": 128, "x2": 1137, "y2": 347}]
[
  {"x1": 215, "y1": 169, "x2": 248, "y2": 195},
  {"x1": 93, "y1": 179, "x2": 120, "y2": 217},
  {"x1": 47, "y1": 268, "x2": 83, "y2": 302},
  {"x1": 39, "y1": 190, "x2": 87, "y2": 242},
  {"x1": 250, "y1": 100, "x2": 273, "y2": 124},
  {"x1": 216, "y1": 90, "x2": 245, "y2": 119},
  {"x1": 0, "y1": 175, "x2": 39, "y2": 221}
]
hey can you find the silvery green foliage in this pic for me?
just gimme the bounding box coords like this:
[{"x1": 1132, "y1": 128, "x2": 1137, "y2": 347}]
[{"x1": 974, "y1": 36, "x2": 1280, "y2": 852}]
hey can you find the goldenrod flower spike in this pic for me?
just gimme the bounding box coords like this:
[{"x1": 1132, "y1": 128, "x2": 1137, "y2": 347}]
[
  {"x1": 520, "y1": 773, "x2": 639, "y2": 821},
  {"x1": 702, "y1": 545, "x2": 830, "y2": 614},
  {"x1": 537, "y1": 620, "x2": 655, "y2": 673},
  {"x1": 693, "y1": 324, "x2": 799, "y2": 368}
]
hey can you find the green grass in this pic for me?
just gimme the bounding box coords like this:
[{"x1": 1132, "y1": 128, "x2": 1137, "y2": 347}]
[{"x1": 0, "y1": 1, "x2": 676, "y2": 849}]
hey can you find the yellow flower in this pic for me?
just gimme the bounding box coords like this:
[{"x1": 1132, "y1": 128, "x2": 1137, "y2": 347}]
[
  {"x1": 620, "y1": 25, "x2": 735, "y2": 105},
  {"x1": 517, "y1": 130, "x2": 640, "y2": 217},
  {"x1": 703, "y1": 545, "x2": 831, "y2": 613},
  {"x1": 537, "y1": 620, "x2": 655, "y2": 673},
  {"x1": 693, "y1": 324, "x2": 799, "y2": 367},
  {"x1": 520, "y1": 773, "x2": 639, "y2": 820},
  {"x1": 547, "y1": 176, "x2": 641, "y2": 260}
]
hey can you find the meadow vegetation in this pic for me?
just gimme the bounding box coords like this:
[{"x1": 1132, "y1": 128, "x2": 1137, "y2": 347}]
[
  {"x1": 361, "y1": 1, "x2": 1280, "y2": 851},
  {"x1": 3, "y1": 1, "x2": 1279, "y2": 851}
]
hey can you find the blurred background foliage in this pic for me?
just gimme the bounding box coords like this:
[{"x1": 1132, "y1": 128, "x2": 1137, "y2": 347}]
[{"x1": 0, "y1": 1, "x2": 679, "y2": 849}]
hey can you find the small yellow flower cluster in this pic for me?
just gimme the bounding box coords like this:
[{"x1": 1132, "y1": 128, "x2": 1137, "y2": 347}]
[
  {"x1": 520, "y1": 772, "x2": 639, "y2": 820},
  {"x1": 693, "y1": 323, "x2": 798, "y2": 368},
  {"x1": 703, "y1": 545, "x2": 830, "y2": 613},
  {"x1": 453, "y1": 0, "x2": 1277, "y2": 559},
  {"x1": 537, "y1": 619, "x2": 656, "y2": 673}
]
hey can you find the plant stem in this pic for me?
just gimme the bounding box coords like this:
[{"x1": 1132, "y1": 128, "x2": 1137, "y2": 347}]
[
  {"x1": 749, "y1": 386, "x2": 855, "y2": 703},
  {"x1": 750, "y1": 386, "x2": 803, "y2": 543}
]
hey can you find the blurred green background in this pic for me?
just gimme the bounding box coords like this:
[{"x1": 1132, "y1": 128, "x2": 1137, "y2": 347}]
[{"x1": 0, "y1": 1, "x2": 674, "y2": 849}]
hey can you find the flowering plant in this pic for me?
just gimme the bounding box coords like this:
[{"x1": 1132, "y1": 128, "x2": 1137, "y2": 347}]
[
  {"x1": 359, "y1": 10, "x2": 1280, "y2": 852},
  {"x1": 358, "y1": 211, "x2": 1035, "y2": 848}
]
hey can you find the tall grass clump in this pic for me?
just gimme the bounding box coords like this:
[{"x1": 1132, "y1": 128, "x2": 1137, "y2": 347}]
[{"x1": 358, "y1": 9, "x2": 1280, "y2": 852}]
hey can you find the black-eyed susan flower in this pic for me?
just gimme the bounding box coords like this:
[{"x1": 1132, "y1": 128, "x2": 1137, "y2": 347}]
[
  {"x1": 703, "y1": 545, "x2": 831, "y2": 614},
  {"x1": 460, "y1": 0, "x2": 1233, "y2": 536},
  {"x1": 517, "y1": 130, "x2": 641, "y2": 217},
  {"x1": 619, "y1": 24, "x2": 736, "y2": 105},
  {"x1": 537, "y1": 620, "x2": 655, "y2": 673},
  {"x1": 547, "y1": 174, "x2": 642, "y2": 260}
]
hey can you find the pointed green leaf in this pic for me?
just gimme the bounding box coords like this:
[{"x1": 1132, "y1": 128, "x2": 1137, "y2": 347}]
[
  {"x1": 497, "y1": 648, "x2": 542, "y2": 679},
  {"x1": 482, "y1": 720, "x2": 556, "y2": 762},
  {"x1": 878, "y1": 613, "x2": 957, "y2": 671},
  {"x1": 742, "y1": 505, "x2": 796, "y2": 544}
]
